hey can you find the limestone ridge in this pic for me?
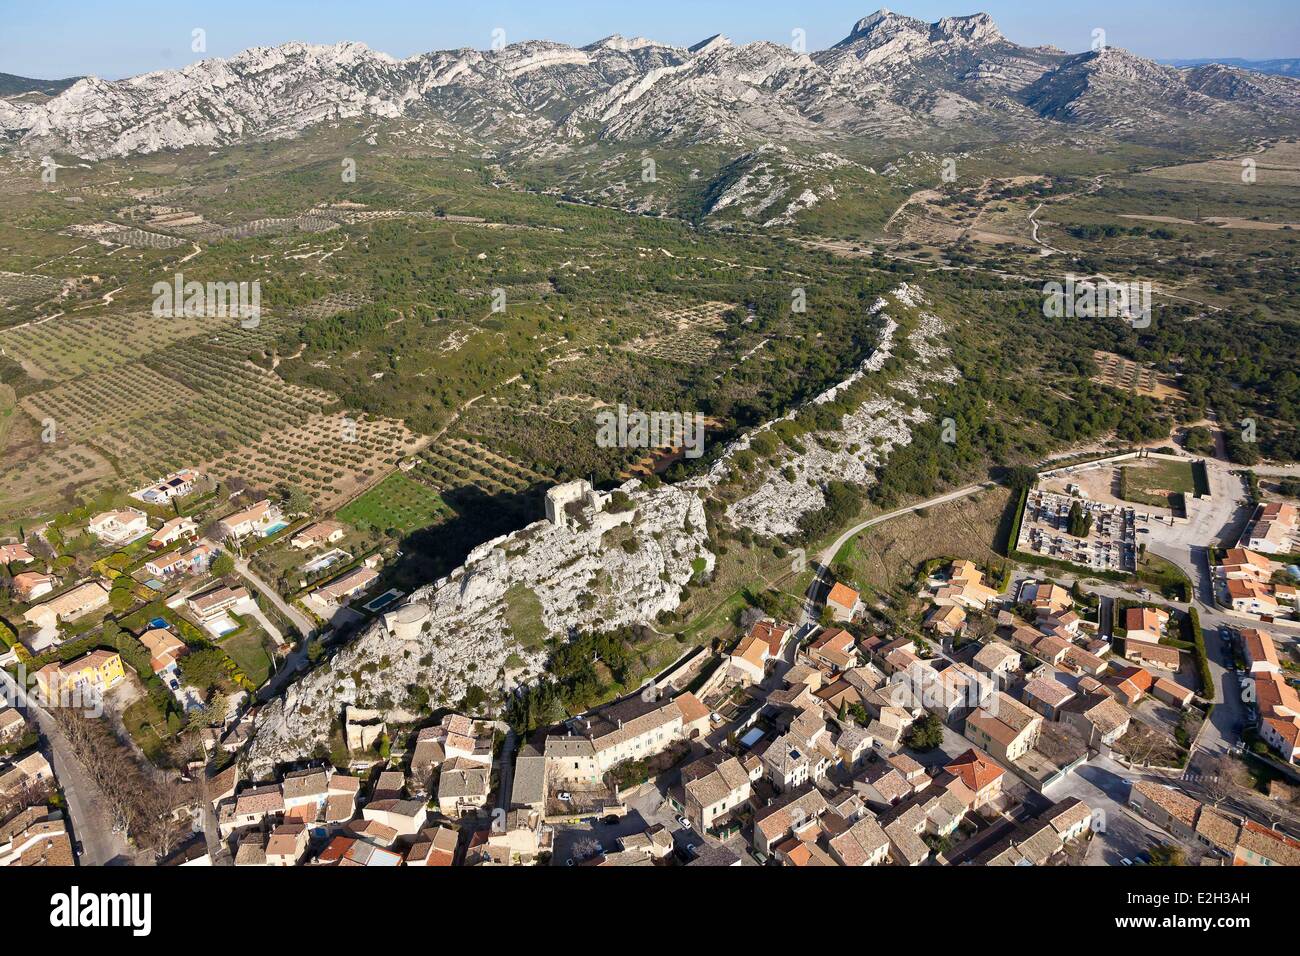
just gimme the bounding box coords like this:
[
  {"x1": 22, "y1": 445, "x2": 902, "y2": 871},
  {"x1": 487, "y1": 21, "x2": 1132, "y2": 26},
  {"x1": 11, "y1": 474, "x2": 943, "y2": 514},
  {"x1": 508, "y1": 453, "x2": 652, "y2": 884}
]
[
  {"x1": 245, "y1": 479, "x2": 710, "y2": 773},
  {"x1": 245, "y1": 285, "x2": 952, "y2": 772},
  {"x1": 714, "y1": 283, "x2": 958, "y2": 538}
]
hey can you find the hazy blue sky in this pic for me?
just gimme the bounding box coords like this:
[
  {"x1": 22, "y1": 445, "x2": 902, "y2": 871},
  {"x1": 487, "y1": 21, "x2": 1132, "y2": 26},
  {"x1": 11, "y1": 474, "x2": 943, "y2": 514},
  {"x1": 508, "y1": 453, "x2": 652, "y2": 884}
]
[{"x1": 3, "y1": 0, "x2": 1297, "y2": 79}]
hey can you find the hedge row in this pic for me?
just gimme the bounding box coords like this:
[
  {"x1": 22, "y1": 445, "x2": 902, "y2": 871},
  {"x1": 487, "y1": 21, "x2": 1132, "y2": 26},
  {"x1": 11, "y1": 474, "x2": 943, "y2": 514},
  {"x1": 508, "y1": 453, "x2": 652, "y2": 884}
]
[
  {"x1": 1183, "y1": 606, "x2": 1214, "y2": 700},
  {"x1": 0, "y1": 618, "x2": 32, "y2": 666}
]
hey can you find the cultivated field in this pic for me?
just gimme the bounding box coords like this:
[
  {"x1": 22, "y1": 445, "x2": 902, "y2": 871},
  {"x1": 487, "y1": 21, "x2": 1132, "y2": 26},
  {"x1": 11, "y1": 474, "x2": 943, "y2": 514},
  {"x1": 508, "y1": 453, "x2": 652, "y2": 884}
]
[
  {"x1": 202, "y1": 411, "x2": 425, "y2": 510},
  {"x1": 413, "y1": 438, "x2": 549, "y2": 497},
  {"x1": 337, "y1": 471, "x2": 451, "y2": 534},
  {"x1": 0, "y1": 442, "x2": 117, "y2": 522},
  {"x1": 1142, "y1": 141, "x2": 1300, "y2": 191},
  {"x1": 1091, "y1": 350, "x2": 1184, "y2": 401},
  {"x1": 620, "y1": 300, "x2": 732, "y2": 366},
  {"x1": 0, "y1": 311, "x2": 220, "y2": 380},
  {"x1": 0, "y1": 270, "x2": 62, "y2": 308}
]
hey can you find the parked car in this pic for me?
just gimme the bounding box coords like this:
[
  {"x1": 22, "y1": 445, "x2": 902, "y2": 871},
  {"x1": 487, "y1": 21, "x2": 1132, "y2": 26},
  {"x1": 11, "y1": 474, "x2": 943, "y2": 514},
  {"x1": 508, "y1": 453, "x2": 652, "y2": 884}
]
[
  {"x1": 676, "y1": 815, "x2": 691, "y2": 830},
  {"x1": 558, "y1": 791, "x2": 572, "y2": 803}
]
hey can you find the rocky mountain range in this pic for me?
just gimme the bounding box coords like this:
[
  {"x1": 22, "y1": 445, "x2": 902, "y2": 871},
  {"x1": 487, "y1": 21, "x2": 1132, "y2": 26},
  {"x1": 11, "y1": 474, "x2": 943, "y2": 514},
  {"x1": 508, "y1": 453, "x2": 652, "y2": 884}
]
[
  {"x1": 1167, "y1": 57, "x2": 1300, "y2": 78},
  {"x1": 4, "y1": 9, "x2": 1298, "y2": 160},
  {"x1": 0, "y1": 72, "x2": 80, "y2": 99}
]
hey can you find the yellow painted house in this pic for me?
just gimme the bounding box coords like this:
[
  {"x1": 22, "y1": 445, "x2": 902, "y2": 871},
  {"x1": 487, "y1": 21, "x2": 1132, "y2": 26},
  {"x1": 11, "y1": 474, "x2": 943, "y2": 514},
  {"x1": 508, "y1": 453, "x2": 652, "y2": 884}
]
[{"x1": 34, "y1": 649, "x2": 125, "y2": 702}]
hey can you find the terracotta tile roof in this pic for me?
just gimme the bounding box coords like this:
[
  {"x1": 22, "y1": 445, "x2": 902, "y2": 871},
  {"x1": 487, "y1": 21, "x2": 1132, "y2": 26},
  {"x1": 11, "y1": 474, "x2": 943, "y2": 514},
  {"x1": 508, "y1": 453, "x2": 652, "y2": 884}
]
[
  {"x1": 748, "y1": 619, "x2": 791, "y2": 655},
  {"x1": 1236, "y1": 820, "x2": 1300, "y2": 866},
  {"x1": 827, "y1": 582, "x2": 860, "y2": 610},
  {"x1": 944, "y1": 748, "x2": 1004, "y2": 793},
  {"x1": 234, "y1": 784, "x2": 284, "y2": 816},
  {"x1": 1024, "y1": 676, "x2": 1074, "y2": 709},
  {"x1": 926, "y1": 604, "x2": 966, "y2": 630},
  {"x1": 281, "y1": 768, "x2": 329, "y2": 801},
  {"x1": 1132, "y1": 780, "x2": 1199, "y2": 828},
  {"x1": 812, "y1": 627, "x2": 856, "y2": 655},
  {"x1": 973, "y1": 642, "x2": 1019, "y2": 672},
  {"x1": 1152, "y1": 677, "x2": 1193, "y2": 702},
  {"x1": 1082, "y1": 695, "x2": 1130, "y2": 736},
  {"x1": 732, "y1": 633, "x2": 769, "y2": 669},
  {"x1": 829, "y1": 814, "x2": 888, "y2": 866},
  {"x1": 1195, "y1": 805, "x2": 1241, "y2": 853},
  {"x1": 674, "y1": 691, "x2": 710, "y2": 726},
  {"x1": 1241, "y1": 628, "x2": 1280, "y2": 668},
  {"x1": 1044, "y1": 797, "x2": 1092, "y2": 837},
  {"x1": 754, "y1": 788, "x2": 827, "y2": 841}
]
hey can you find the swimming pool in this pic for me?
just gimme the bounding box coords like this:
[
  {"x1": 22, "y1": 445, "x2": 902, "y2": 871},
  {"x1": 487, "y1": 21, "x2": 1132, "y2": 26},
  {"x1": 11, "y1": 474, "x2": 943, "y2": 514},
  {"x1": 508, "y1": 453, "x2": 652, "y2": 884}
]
[
  {"x1": 261, "y1": 521, "x2": 289, "y2": 537},
  {"x1": 363, "y1": 589, "x2": 404, "y2": 613},
  {"x1": 206, "y1": 614, "x2": 240, "y2": 637}
]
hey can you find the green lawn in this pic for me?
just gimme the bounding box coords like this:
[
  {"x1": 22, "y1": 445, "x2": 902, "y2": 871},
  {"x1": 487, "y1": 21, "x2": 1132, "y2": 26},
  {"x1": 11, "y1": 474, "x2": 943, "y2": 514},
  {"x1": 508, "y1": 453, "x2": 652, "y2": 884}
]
[
  {"x1": 1137, "y1": 551, "x2": 1193, "y2": 601},
  {"x1": 1119, "y1": 459, "x2": 1197, "y2": 509},
  {"x1": 503, "y1": 583, "x2": 548, "y2": 650},
  {"x1": 222, "y1": 630, "x2": 273, "y2": 687},
  {"x1": 337, "y1": 472, "x2": 449, "y2": 535},
  {"x1": 122, "y1": 697, "x2": 172, "y2": 765}
]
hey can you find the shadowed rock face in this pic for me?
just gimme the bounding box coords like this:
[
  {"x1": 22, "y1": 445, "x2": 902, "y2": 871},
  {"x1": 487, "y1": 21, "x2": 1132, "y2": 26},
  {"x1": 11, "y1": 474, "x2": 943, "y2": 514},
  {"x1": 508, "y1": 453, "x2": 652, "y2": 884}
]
[
  {"x1": 245, "y1": 479, "x2": 712, "y2": 774},
  {"x1": 6, "y1": 11, "x2": 1298, "y2": 160}
]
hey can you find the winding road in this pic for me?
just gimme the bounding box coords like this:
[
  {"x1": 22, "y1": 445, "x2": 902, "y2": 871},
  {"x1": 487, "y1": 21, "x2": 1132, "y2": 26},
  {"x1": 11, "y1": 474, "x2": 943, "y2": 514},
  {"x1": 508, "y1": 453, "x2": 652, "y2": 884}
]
[
  {"x1": 230, "y1": 555, "x2": 312, "y2": 640},
  {"x1": 801, "y1": 481, "x2": 995, "y2": 624}
]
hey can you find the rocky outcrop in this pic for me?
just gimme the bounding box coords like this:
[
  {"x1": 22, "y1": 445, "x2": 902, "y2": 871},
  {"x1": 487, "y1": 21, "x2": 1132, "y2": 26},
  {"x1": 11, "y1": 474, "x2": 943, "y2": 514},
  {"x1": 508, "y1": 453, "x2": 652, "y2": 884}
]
[
  {"x1": 246, "y1": 283, "x2": 962, "y2": 773},
  {"x1": 718, "y1": 283, "x2": 958, "y2": 537},
  {"x1": 245, "y1": 479, "x2": 710, "y2": 774}
]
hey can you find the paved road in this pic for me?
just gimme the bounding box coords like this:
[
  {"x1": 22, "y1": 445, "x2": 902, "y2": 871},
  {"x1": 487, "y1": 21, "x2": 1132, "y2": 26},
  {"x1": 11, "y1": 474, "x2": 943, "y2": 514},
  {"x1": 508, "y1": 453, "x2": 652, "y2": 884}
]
[
  {"x1": 550, "y1": 783, "x2": 697, "y2": 865},
  {"x1": 196, "y1": 771, "x2": 232, "y2": 865},
  {"x1": 1177, "y1": 768, "x2": 1300, "y2": 842},
  {"x1": 239, "y1": 600, "x2": 284, "y2": 646},
  {"x1": 256, "y1": 638, "x2": 312, "y2": 703},
  {"x1": 232, "y1": 556, "x2": 312, "y2": 640},
  {"x1": 802, "y1": 481, "x2": 995, "y2": 623},
  {"x1": 0, "y1": 668, "x2": 131, "y2": 865},
  {"x1": 1043, "y1": 754, "x2": 1185, "y2": 865},
  {"x1": 1250, "y1": 463, "x2": 1300, "y2": 479}
]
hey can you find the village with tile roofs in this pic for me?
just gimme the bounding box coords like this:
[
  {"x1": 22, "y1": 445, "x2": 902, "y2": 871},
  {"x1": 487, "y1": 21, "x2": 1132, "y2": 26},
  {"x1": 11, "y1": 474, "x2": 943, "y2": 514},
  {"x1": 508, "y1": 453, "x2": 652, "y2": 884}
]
[
  {"x1": 3, "y1": 448, "x2": 1300, "y2": 869},
  {"x1": 0, "y1": 412, "x2": 1297, "y2": 871}
]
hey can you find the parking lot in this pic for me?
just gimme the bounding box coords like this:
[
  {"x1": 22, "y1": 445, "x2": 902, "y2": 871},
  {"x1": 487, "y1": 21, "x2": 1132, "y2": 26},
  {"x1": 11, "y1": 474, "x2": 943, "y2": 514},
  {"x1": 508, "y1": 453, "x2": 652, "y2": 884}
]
[
  {"x1": 549, "y1": 783, "x2": 703, "y2": 866},
  {"x1": 1041, "y1": 756, "x2": 1201, "y2": 865}
]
